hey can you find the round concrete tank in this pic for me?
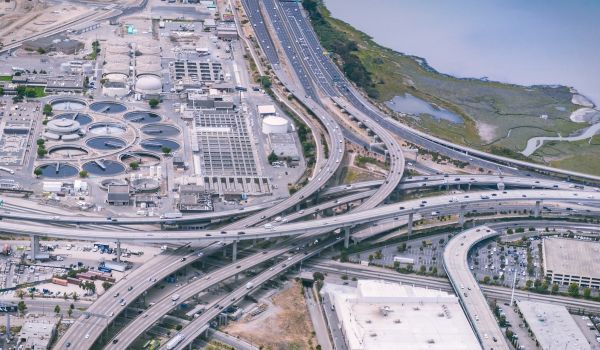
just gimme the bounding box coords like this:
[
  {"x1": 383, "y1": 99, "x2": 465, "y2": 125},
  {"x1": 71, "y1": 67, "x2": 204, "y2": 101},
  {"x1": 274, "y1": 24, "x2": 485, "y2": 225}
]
[{"x1": 262, "y1": 116, "x2": 288, "y2": 134}]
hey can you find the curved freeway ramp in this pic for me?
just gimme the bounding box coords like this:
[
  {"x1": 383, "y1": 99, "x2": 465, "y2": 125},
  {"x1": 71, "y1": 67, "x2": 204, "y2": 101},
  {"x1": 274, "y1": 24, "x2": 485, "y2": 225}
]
[{"x1": 443, "y1": 226, "x2": 509, "y2": 350}]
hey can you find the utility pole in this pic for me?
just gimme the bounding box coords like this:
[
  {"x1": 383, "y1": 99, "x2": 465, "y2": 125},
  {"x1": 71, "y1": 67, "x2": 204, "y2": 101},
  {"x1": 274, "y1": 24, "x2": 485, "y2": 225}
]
[{"x1": 509, "y1": 269, "x2": 518, "y2": 307}]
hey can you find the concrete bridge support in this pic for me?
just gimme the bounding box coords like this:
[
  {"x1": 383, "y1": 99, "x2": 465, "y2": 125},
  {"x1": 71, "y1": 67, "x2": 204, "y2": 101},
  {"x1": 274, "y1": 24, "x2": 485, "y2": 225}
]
[
  {"x1": 459, "y1": 205, "x2": 466, "y2": 227},
  {"x1": 232, "y1": 240, "x2": 238, "y2": 262},
  {"x1": 31, "y1": 235, "x2": 40, "y2": 260},
  {"x1": 534, "y1": 200, "x2": 541, "y2": 218},
  {"x1": 344, "y1": 227, "x2": 350, "y2": 249},
  {"x1": 116, "y1": 241, "x2": 122, "y2": 263},
  {"x1": 407, "y1": 212, "x2": 414, "y2": 237}
]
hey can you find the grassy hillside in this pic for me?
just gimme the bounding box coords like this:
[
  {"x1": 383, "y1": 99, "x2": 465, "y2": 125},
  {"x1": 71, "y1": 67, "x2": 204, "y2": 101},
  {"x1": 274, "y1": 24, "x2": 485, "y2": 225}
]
[{"x1": 302, "y1": 0, "x2": 600, "y2": 175}]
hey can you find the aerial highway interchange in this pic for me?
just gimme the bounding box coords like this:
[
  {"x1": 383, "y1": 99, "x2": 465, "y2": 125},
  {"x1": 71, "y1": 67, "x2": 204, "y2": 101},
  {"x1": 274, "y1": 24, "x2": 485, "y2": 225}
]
[{"x1": 0, "y1": 0, "x2": 599, "y2": 350}]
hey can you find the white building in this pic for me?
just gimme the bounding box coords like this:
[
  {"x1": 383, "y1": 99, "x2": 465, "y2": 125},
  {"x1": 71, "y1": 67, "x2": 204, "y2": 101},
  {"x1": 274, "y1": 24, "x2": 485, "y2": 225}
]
[
  {"x1": 257, "y1": 104, "x2": 276, "y2": 117},
  {"x1": 321, "y1": 280, "x2": 480, "y2": 350},
  {"x1": 517, "y1": 300, "x2": 591, "y2": 350},
  {"x1": 542, "y1": 238, "x2": 600, "y2": 288}
]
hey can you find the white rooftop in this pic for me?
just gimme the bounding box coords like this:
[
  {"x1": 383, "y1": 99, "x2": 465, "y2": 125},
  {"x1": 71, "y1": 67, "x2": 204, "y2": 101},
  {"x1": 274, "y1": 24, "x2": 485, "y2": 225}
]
[
  {"x1": 517, "y1": 300, "x2": 591, "y2": 350},
  {"x1": 257, "y1": 104, "x2": 276, "y2": 115},
  {"x1": 542, "y1": 237, "x2": 600, "y2": 279},
  {"x1": 322, "y1": 280, "x2": 480, "y2": 350}
]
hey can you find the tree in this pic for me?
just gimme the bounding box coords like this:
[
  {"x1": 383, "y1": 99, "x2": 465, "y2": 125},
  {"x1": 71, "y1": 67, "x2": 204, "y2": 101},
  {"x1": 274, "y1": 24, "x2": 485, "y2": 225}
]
[
  {"x1": 483, "y1": 276, "x2": 491, "y2": 284},
  {"x1": 72, "y1": 292, "x2": 79, "y2": 301},
  {"x1": 568, "y1": 283, "x2": 579, "y2": 297},
  {"x1": 419, "y1": 265, "x2": 427, "y2": 274},
  {"x1": 161, "y1": 146, "x2": 172, "y2": 155},
  {"x1": 63, "y1": 292, "x2": 68, "y2": 300},
  {"x1": 313, "y1": 272, "x2": 325, "y2": 281},
  {"x1": 397, "y1": 243, "x2": 407, "y2": 252},
  {"x1": 129, "y1": 161, "x2": 139, "y2": 170},
  {"x1": 37, "y1": 47, "x2": 46, "y2": 54},
  {"x1": 67, "y1": 308, "x2": 73, "y2": 318},
  {"x1": 54, "y1": 305, "x2": 61, "y2": 315},
  {"x1": 583, "y1": 287, "x2": 592, "y2": 299},
  {"x1": 16, "y1": 289, "x2": 25, "y2": 299},
  {"x1": 268, "y1": 151, "x2": 278, "y2": 164},
  {"x1": 551, "y1": 283, "x2": 559, "y2": 294},
  {"x1": 43, "y1": 104, "x2": 53, "y2": 116},
  {"x1": 260, "y1": 75, "x2": 272, "y2": 89},
  {"x1": 102, "y1": 281, "x2": 113, "y2": 291},
  {"x1": 148, "y1": 98, "x2": 160, "y2": 109},
  {"x1": 17, "y1": 301, "x2": 27, "y2": 316},
  {"x1": 37, "y1": 138, "x2": 45, "y2": 146},
  {"x1": 37, "y1": 147, "x2": 47, "y2": 158},
  {"x1": 79, "y1": 170, "x2": 88, "y2": 178}
]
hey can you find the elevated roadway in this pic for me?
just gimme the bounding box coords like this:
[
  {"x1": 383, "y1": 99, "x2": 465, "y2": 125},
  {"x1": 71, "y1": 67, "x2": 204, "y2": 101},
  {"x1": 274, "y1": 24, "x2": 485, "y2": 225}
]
[
  {"x1": 53, "y1": 245, "x2": 208, "y2": 349},
  {"x1": 1, "y1": 189, "x2": 598, "y2": 242},
  {"x1": 444, "y1": 226, "x2": 509, "y2": 349}
]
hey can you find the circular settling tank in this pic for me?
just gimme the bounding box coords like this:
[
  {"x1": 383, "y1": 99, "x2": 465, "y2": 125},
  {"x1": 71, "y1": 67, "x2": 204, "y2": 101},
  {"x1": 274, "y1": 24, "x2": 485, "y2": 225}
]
[
  {"x1": 141, "y1": 138, "x2": 180, "y2": 152},
  {"x1": 141, "y1": 123, "x2": 180, "y2": 137},
  {"x1": 124, "y1": 111, "x2": 162, "y2": 124},
  {"x1": 131, "y1": 177, "x2": 160, "y2": 192},
  {"x1": 50, "y1": 98, "x2": 86, "y2": 111},
  {"x1": 54, "y1": 113, "x2": 93, "y2": 125},
  {"x1": 88, "y1": 122, "x2": 127, "y2": 136},
  {"x1": 86, "y1": 136, "x2": 127, "y2": 150},
  {"x1": 120, "y1": 151, "x2": 161, "y2": 165},
  {"x1": 83, "y1": 160, "x2": 125, "y2": 176},
  {"x1": 100, "y1": 178, "x2": 128, "y2": 190},
  {"x1": 48, "y1": 145, "x2": 88, "y2": 158},
  {"x1": 90, "y1": 101, "x2": 127, "y2": 114},
  {"x1": 35, "y1": 163, "x2": 79, "y2": 178}
]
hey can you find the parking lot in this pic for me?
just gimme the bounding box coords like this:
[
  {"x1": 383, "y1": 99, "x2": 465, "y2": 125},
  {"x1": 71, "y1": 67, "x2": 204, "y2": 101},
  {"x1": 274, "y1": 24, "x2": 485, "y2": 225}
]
[{"x1": 347, "y1": 232, "x2": 451, "y2": 276}]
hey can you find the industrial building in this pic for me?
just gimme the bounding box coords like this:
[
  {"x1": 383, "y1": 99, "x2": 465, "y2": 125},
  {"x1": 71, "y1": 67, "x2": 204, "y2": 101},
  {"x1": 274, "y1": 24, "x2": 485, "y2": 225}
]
[
  {"x1": 268, "y1": 133, "x2": 300, "y2": 165},
  {"x1": 257, "y1": 104, "x2": 276, "y2": 117},
  {"x1": 17, "y1": 318, "x2": 57, "y2": 350},
  {"x1": 321, "y1": 280, "x2": 480, "y2": 350},
  {"x1": 542, "y1": 238, "x2": 600, "y2": 288},
  {"x1": 22, "y1": 34, "x2": 84, "y2": 55},
  {"x1": 107, "y1": 184, "x2": 131, "y2": 206},
  {"x1": 516, "y1": 300, "x2": 591, "y2": 350}
]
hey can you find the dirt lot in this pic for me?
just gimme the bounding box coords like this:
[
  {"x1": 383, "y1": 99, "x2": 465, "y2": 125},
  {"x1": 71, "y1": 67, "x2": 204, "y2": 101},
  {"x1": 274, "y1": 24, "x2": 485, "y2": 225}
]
[{"x1": 223, "y1": 281, "x2": 317, "y2": 350}]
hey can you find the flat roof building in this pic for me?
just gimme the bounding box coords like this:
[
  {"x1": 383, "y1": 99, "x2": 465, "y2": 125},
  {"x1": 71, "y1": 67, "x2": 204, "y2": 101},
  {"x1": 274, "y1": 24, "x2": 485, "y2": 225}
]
[
  {"x1": 18, "y1": 318, "x2": 57, "y2": 349},
  {"x1": 107, "y1": 184, "x2": 130, "y2": 206},
  {"x1": 517, "y1": 300, "x2": 591, "y2": 350},
  {"x1": 321, "y1": 280, "x2": 480, "y2": 350},
  {"x1": 542, "y1": 238, "x2": 600, "y2": 288}
]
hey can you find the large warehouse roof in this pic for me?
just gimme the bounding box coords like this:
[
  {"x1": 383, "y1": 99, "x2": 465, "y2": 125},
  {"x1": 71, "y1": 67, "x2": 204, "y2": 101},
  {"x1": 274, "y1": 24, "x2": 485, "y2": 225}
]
[
  {"x1": 542, "y1": 238, "x2": 600, "y2": 280},
  {"x1": 322, "y1": 280, "x2": 480, "y2": 350},
  {"x1": 517, "y1": 300, "x2": 591, "y2": 350}
]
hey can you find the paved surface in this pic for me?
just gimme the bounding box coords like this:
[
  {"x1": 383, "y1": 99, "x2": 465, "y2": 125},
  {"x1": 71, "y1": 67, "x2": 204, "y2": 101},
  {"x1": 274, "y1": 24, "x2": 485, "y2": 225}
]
[
  {"x1": 1, "y1": 189, "x2": 598, "y2": 242},
  {"x1": 304, "y1": 286, "x2": 333, "y2": 350},
  {"x1": 443, "y1": 226, "x2": 509, "y2": 349}
]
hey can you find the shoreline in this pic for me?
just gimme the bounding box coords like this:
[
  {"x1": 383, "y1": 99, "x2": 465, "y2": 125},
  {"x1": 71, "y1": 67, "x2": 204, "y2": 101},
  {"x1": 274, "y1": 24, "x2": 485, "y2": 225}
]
[{"x1": 324, "y1": 0, "x2": 599, "y2": 107}]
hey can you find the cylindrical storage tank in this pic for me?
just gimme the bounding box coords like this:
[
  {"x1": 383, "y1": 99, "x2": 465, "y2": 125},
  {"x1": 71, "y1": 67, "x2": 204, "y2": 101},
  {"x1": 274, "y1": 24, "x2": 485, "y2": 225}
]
[
  {"x1": 135, "y1": 74, "x2": 162, "y2": 95},
  {"x1": 262, "y1": 116, "x2": 289, "y2": 134}
]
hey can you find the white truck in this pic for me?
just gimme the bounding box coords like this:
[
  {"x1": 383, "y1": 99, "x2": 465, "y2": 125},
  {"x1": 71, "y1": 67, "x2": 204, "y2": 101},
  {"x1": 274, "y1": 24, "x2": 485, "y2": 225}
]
[
  {"x1": 166, "y1": 334, "x2": 185, "y2": 350},
  {"x1": 246, "y1": 282, "x2": 254, "y2": 289},
  {"x1": 171, "y1": 294, "x2": 180, "y2": 301}
]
